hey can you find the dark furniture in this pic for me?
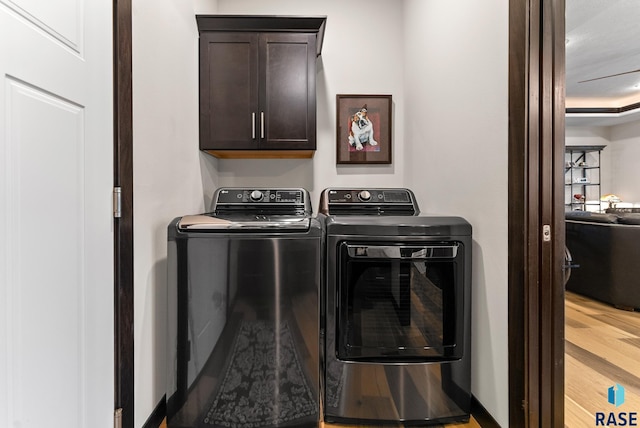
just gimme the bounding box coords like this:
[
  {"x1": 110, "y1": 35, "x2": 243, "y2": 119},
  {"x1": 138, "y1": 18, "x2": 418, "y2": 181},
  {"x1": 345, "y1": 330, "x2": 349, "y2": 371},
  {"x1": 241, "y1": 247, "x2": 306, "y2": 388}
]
[
  {"x1": 565, "y1": 211, "x2": 640, "y2": 310},
  {"x1": 196, "y1": 15, "x2": 326, "y2": 159}
]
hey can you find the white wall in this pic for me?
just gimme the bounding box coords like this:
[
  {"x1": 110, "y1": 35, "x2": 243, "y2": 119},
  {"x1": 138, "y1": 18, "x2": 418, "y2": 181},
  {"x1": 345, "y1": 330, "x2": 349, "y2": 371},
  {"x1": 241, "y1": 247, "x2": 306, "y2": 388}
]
[
  {"x1": 214, "y1": 0, "x2": 406, "y2": 205},
  {"x1": 565, "y1": 126, "x2": 613, "y2": 197},
  {"x1": 402, "y1": 0, "x2": 509, "y2": 425},
  {"x1": 566, "y1": 123, "x2": 640, "y2": 205},
  {"x1": 132, "y1": 0, "x2": 218, "y2": 425},
  {"x1": 609, "y1": 120, "x2": 640, "y2": 203}
]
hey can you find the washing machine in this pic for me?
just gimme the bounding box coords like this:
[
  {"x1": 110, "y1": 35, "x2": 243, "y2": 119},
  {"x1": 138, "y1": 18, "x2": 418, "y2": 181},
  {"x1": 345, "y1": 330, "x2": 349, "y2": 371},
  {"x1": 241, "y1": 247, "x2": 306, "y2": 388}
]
[
  {"x1": 166, "y1": 188, "x2": 321, "y2": 428},
  {"x1": 318, "y1": 188, "x2": 472, "y2": 425}
]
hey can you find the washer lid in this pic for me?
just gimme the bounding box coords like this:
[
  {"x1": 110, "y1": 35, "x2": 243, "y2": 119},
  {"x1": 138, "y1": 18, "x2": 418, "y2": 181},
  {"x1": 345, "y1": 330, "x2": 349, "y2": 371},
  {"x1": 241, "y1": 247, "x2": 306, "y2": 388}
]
[{"x1": 177, "y1": 214, "x2": 311, "y2": 231}]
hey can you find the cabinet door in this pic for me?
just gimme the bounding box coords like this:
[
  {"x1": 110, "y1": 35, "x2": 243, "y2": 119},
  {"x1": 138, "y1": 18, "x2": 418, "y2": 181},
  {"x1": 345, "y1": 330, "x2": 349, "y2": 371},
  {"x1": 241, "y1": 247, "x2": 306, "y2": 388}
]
[
  {"x1": 199, "y1": 32, "x2": 259, "y2": 150},
  {"x1": 259, "y1": 33, "x2": 316, "y2": 150}
]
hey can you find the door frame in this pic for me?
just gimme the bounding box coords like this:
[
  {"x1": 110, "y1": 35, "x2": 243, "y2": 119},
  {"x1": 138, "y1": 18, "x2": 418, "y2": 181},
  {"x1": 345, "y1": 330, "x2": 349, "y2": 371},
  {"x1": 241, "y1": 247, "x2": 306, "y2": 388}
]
[
  {"x1": 114, "y1": 0, "x2": 134, "y2": 427},
  {"x1": 508, "y1": 0, "x2": 566, "y2": 426},
  {"x1": 111, "y1": 0, "x2": 568, "y2": 425}
]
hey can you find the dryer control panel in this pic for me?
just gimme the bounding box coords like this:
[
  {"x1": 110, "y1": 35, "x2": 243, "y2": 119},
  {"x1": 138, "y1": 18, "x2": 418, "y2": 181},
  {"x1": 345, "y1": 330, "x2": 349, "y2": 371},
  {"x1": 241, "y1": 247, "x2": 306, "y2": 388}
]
[{"x1": 319, "y1": 188, "x2": 419, "y2": 215}]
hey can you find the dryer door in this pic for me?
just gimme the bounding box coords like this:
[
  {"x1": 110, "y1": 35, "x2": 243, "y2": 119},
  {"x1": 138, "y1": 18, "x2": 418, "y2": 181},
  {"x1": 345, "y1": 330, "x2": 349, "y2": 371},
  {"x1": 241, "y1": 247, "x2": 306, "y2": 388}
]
[{"x1": 336, "y1": 241, "x2": 465, "y2": 362}]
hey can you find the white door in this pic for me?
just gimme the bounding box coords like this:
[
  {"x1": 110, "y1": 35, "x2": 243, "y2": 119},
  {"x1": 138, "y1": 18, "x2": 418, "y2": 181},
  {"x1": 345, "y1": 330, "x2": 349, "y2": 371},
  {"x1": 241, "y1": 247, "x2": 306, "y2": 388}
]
[{"x1": 0, "y1": 0, "x2": 114, "y2": 427}]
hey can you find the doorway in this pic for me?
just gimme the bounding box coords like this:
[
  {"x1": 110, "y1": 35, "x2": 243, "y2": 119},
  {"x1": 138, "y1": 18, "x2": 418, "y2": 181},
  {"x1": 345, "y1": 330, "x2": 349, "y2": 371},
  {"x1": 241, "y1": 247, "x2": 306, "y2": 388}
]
[{"x1": 564, "y1": 2, "x2": 640, "y2": 423}]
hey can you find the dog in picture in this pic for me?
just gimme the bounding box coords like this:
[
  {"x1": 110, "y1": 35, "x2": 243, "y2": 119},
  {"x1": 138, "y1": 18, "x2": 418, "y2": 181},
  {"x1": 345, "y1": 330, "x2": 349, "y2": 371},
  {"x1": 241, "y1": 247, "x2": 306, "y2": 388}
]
[{"x1": 348, "y1": 105, "x2": 378, "y2": 150}]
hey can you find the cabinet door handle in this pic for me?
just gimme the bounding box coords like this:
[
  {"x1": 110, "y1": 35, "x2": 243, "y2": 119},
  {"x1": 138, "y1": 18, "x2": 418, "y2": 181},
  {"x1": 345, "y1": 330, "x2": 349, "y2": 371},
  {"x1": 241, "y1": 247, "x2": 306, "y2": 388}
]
[
  {"x1": 251, "y1": 112, "x2": 256, "y2": 139},
  {"x1": 260, "y1": 111, "x2": 265, "y2": 139}
]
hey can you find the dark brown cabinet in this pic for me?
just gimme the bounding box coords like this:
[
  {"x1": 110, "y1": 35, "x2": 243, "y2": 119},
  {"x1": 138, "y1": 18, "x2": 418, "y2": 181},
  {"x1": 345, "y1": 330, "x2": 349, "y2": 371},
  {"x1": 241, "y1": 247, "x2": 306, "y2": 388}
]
[{"x1": 197, "y1": 16, "x2": 326, "y2": 158}]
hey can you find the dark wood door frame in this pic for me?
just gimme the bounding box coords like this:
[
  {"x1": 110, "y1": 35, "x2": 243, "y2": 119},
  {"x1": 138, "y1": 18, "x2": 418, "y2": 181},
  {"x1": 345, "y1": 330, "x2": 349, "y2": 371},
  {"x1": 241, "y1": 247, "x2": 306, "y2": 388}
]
[
  {"x1": 509, "y1": 0, "x2": 565, "y2": 426},
  {"x1": 114, "y1": 0, "x2": 134, "y2": 427}
]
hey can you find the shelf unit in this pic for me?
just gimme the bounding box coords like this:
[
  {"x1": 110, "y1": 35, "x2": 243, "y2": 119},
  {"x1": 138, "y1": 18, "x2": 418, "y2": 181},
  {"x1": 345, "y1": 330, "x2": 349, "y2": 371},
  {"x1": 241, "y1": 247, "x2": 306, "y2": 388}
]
[{"x1": 565, "y1": 145, "x2": 605, "y2": 211}]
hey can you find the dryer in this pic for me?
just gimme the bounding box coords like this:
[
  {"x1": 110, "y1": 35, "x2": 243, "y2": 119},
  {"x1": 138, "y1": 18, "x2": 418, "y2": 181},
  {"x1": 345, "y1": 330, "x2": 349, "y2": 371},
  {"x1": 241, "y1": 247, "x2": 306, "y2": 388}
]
[{"x1": 318, "y1": 188, "x2": 472, "y2": 425}]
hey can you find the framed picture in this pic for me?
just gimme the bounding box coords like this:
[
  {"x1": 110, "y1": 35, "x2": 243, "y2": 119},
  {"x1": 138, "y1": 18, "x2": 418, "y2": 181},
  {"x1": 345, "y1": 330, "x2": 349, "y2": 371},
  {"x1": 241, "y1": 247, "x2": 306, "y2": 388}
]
[{"x1": 336, "y1": 94, "x2": 392, "y2": 164}]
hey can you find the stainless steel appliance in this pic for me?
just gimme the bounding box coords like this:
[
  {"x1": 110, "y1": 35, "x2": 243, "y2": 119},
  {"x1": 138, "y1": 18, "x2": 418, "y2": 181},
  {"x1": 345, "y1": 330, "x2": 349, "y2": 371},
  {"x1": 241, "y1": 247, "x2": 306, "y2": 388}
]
[
  {"x1": 318, "y1": 188, "x2": 472, "y2": 425},
  {"x1": 166, "y1": 188, "x2": 321, "y2": 428}
]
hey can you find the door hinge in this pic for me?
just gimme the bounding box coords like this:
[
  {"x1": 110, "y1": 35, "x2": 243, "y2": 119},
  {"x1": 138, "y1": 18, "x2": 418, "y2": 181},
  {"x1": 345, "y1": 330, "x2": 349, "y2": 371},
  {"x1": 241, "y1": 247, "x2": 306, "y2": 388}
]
[
  {"x1": 114, "y1": 408, "x2": 123, "y2": 428},
  {"x1": 113, "y1": 187, "x2": 122, "y2": 218}
]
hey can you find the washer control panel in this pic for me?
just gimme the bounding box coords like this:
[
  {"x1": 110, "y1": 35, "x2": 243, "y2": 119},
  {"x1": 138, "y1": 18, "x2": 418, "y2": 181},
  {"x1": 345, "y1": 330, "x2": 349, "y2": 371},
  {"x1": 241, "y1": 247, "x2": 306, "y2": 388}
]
[{"x1": 216, "y1": 188, "x2": 304, "y2": 204}]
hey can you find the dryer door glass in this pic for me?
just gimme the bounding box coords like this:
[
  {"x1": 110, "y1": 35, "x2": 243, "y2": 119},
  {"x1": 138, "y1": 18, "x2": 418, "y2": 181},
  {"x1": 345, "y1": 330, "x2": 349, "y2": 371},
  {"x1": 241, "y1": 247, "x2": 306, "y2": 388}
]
[{"x1": 336, "y1": 242, "x2": 465, "y2": 362}]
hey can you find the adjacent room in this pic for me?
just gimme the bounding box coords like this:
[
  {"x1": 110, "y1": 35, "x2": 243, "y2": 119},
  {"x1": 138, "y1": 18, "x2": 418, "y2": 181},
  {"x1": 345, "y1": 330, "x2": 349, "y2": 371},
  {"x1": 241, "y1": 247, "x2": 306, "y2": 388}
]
[{"x1": 564, "y1": 0, "x2": 640, "y2": 424}]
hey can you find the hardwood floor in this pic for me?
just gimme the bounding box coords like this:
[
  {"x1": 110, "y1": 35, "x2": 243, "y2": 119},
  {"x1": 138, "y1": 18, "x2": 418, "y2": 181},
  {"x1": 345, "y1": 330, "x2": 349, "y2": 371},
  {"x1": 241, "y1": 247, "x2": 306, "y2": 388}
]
[
  {"x1": 565, "y1": 291, "x2": 640, "y2": 427},
  {"x1": 159, "y1": 292, "x2": 636, "y2": 428},
  {"x1": 320, "y1": 418, "x2": 482, "y2": 428},
  {"x1": 160, "y1": 416, "x2": 481, "y2": 428}
]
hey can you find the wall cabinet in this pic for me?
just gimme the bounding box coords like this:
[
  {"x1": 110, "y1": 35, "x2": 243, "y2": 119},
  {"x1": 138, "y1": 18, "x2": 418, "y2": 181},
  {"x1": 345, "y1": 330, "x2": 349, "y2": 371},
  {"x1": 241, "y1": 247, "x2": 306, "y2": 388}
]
[
  {"x1": 565, "y1": 145, "x2": 605, "y2": 211},
  {"x1": 196, "y1": 16, "x2": 326, "y2": 159}
]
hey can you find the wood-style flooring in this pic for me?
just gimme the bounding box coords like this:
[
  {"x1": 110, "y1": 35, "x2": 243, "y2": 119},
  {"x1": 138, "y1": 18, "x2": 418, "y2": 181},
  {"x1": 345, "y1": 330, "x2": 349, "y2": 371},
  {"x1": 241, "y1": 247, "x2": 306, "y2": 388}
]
[
  {"x1": 160, "y1": 417, "x2": 481, "y2": 428},
  {"x1": 565, "y1": 291, "x2": 640, "y2": 427},
  {"x1": 320, "y1": 419, "x2": 481, "y2": 428},
  {"x1": 158, "y1": 292, "x2": 639, "y2": 427}
]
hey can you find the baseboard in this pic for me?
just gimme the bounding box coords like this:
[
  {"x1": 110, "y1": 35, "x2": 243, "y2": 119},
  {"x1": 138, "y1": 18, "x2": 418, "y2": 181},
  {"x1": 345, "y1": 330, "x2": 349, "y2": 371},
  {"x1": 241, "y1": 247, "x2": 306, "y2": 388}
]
[
  {"x1": 142, "y1": 395, "x2": 166, "y2": 428},
  {"x1": 471, "y1": 395, "x2": 501, "y2": 428},
  {"x1": 149, "y1": 393, "x2": 495, "y2": 427}
]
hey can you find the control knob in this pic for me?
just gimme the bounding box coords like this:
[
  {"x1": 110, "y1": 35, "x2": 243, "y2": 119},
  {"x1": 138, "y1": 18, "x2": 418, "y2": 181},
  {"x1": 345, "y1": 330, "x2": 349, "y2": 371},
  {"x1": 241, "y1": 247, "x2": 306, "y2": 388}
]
[
  {"x1": 249, "y1": 190, "x2": 264, "y2": 201},
  {"x1": 358, "y1": 190, "x2": 371, "y2": 201}
]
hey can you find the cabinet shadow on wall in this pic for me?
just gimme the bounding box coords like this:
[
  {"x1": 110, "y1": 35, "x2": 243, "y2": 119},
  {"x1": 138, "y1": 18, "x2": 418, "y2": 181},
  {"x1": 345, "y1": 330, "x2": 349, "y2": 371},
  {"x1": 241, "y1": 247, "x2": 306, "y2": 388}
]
[{"x1": 215, "y1": 157, "x2": 315, "y2": 194}]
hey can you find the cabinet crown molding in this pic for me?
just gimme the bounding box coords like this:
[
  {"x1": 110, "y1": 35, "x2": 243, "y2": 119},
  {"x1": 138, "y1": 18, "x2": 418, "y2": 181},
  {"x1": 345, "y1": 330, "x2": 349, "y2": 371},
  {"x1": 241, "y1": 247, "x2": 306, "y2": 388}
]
[{"x1": 196, "y1": 15, "x2": 327, "y2": 56}]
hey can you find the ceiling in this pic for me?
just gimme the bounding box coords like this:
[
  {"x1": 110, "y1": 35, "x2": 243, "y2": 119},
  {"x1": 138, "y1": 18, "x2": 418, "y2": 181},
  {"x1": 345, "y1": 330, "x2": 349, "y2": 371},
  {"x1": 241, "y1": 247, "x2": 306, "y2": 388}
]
[{"x1": 565, "y1": 0, "x2": 640, "y2": 126}]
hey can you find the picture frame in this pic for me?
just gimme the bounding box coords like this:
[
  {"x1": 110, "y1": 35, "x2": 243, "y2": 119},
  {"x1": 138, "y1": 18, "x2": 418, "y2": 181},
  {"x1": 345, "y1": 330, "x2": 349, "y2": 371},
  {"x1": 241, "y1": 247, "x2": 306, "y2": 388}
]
[{"x1": 336, "y1": 94, "x2": 392, "y2": 164}]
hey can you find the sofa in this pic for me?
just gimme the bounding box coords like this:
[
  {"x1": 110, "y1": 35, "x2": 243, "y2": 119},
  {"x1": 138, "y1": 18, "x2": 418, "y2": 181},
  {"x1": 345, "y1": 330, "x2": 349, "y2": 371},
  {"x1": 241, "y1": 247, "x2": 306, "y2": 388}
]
[{"x1": 565, "y1": 209, "x2": 640, "y2": 310}]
